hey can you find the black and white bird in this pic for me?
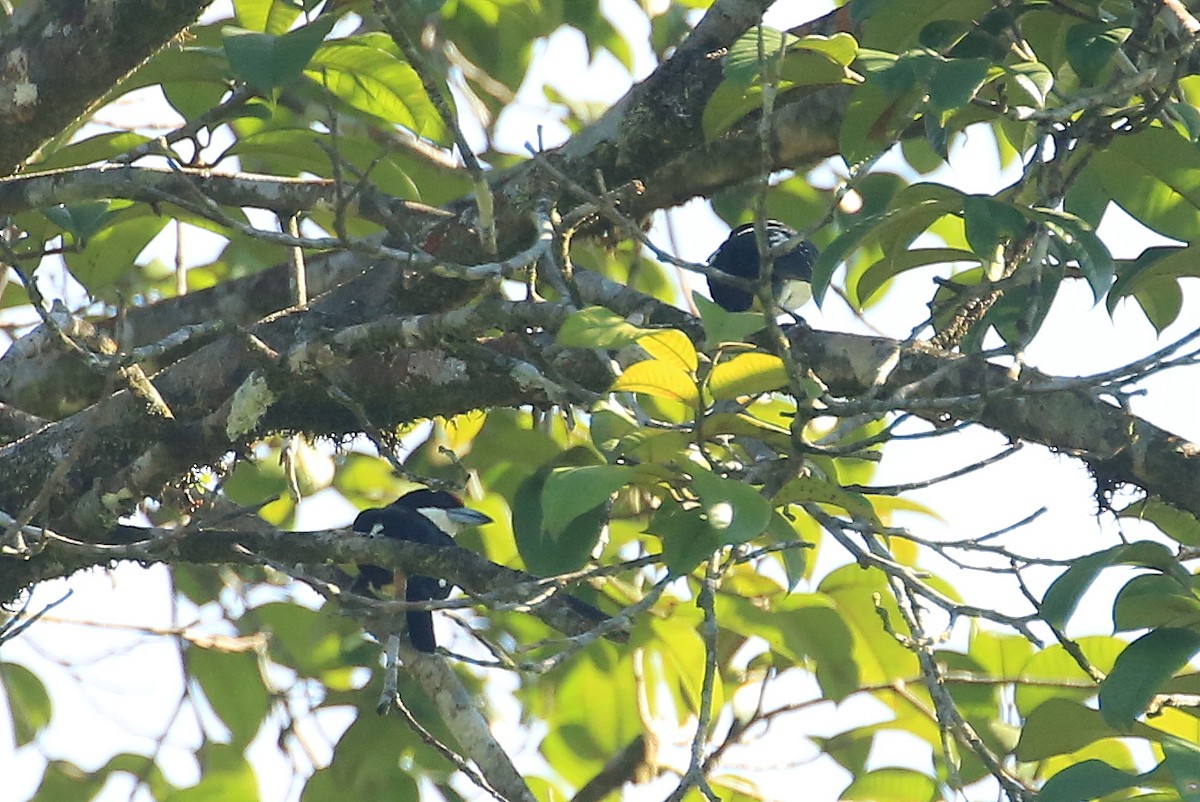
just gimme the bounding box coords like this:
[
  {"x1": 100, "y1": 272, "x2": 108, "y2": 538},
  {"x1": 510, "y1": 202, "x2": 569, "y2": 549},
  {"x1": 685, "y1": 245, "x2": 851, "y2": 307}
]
[
  {"x1": 707, "y1": 220, "x2": 818, "y2": 314},
  {"x1": 353, "y1": 488, "x2": 492, "y2": 653}
]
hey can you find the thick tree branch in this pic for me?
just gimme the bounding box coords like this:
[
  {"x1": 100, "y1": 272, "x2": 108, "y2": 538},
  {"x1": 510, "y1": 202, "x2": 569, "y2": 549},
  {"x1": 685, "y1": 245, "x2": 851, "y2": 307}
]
[
  {"x1": 17, "y1": 522, "x2": 627, "y2": 645},
  {"x1": 3, "y1": 278, "x2": 1198, "y2": 600},
  {"x1": 787, "y1": 328, "x2": 1200, "y2": 517},
  {"x1": 0, "y1": 0, "x2": 209, "y2": 173}
]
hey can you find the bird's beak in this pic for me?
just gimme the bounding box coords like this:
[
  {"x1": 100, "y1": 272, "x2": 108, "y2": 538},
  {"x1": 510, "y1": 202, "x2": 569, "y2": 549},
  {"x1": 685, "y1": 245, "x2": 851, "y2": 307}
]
[{"x1": 447, "y1": 507, "x2": 492, "y2": 527}]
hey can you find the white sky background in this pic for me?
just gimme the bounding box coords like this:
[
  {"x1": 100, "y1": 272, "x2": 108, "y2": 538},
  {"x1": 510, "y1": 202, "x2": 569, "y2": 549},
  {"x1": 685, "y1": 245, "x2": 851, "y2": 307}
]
[{"x1": 8, "y1": 0, "x2": 1200, "y2": 800}]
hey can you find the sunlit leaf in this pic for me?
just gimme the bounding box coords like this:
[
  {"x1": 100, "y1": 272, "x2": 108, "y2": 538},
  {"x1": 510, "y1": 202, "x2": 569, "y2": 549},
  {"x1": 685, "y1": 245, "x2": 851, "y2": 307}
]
[
  {"x1": 611, "y1": 360, "x2": 699, "y2": 407},
  {"x1": 637, "y1": 329, "x2": 698, "y2": 373},
  {"x1": 840, "y1": 767, "x2": 937, "y2": 802},
  {"x1": 557, "y1": 306, "x2": 653, "y2": 348},
  {"x1": 707, "y1": 352, "x2": 788, "y2": 400},
  {"x1": 0, "y1": 661, "x2": 52, "y2": 746}
]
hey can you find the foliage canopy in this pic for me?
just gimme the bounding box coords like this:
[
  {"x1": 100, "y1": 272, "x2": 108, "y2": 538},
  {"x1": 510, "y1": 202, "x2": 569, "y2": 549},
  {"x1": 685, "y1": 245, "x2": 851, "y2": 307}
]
[{"x1": 4, "y1": 0, "x2": 1200, "y2": 801}]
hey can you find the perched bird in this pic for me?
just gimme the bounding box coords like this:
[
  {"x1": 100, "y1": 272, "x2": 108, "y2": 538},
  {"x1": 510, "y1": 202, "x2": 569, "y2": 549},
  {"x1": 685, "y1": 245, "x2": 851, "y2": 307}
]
[
  {"x1": 354, "y1": 488, "x2": 492, "y2": 653},
  {"x1": 707, "y1": 220, "x2": 818, "y2": 313}
]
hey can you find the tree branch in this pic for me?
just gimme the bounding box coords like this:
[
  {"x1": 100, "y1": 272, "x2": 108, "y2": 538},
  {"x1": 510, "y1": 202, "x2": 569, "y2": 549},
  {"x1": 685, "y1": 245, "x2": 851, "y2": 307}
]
[{"x1": 0, "y1": 0, "x2": 209, "y2": 173}]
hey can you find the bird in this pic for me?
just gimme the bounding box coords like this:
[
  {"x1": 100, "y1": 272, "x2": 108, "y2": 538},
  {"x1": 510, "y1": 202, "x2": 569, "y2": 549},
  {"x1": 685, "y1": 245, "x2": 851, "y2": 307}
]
[
  {"x1": 706, "y1": 220, "x2": 818, "y2": 314},
  {"x1": 353, "y1": 488, "x2": 492, "y2": 653}
]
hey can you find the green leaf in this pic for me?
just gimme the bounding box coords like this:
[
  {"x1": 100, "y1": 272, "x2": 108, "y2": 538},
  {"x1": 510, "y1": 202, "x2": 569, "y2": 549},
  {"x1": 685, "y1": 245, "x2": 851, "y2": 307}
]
[
  {"x1": 66, "y1": 214, "x2": 168, "y2": 295},
  {"x1": 813, "y1": 182, "x2": 965, "y2": 304},
  {"x1": 969, "y1": 629, "x2": 1033, "y2": 680},
  {"x1": 707, "y1": 352, "x2": 788, "y2": 400},
  {"x1": 765, "y1": 510, "x2": 810, "y2": 590},
  {"x1": 1091, "y1": 127, "x2": 1200, "y2": 242},
  {"x1": 779, "y1": 594, "x2": 860, "y2": 701},
  {"x1": 235, "y1": 0, "x2": 306, "y2": 34},
  {"x1": 963, "y1": 195, "x2": 1027, "y2": 258},
  {"x1": 224, "y1": 455, "x2": 289, "y2": 507},
  {"x1": 1100, "y1": 628, "x2": 1200, "y2": 730},
  {"x1": 1016, "y1": 698, "x2": 1123, "y2": 761},
  {"x1": 1163, "y1": 737, "x2": 1200, "y2": 802},
  {"x1": 704, "y1": 31, "x2": 858, "y2": 138},
  {"x1": 649, "y1": 502, "x2": 722, "y2": 574},
  {"x1": 927, "y1": 57, "x2": 990, "y2": 112},
  {"x1": 1029, "y1": 206, "x2": 1115, "y2": 301},
  {"x1": 723, "y1": 26, "x2": 795, "y2": 88},
  {"x1": 556, "y1": 306, "x2": 653, "y2": 348},
  {"x1": 31, "y1": 131, "x2": 151, "y2": 171},
  {"x1": 1065, "y1": 23, "x2": 1126, "y2": 86},
  {"x1": 223, "y1": 16, "x2": 336, "y2": 90},
  {"x1": 860, "y1": 0, "x2": 997, "y2": 52},
  {"x1": 1039, "y1": 759, "x2": 1144, "y2": 802},
  {"x1": 42, "y1": 200, "x2": 130, "y2": 243},
  {"x1": 186, "y1": 646, "x2": 270, "y2": 747},
  {"x1": 307, "y1": 33, "x2": 448, "y2": 142},
  {"x1": 1119, "y1": 498, "x2": 1200, "y2": 547},
  {"x1": 1000, "y1": 61, "x2": 1054, "y2": 108},
  {"x1": 1113, "y1": 574, "x2": 1200, "y2": 631},
  {"x1": 638, "y1": 329, "x2": 698, "y2": 372},
  {"x1": 856, "y1": 247, "x2": 980, "y2": 305},
  {"x1": 688, "y1": 466, "x2": 773, "y2": 547},
  {"x1": 1131, "y1": 276, "x2": 1184, "y2": 332},
  {"x1": 840, "y1": 768, "x2": 937, "y2": 802},
  {"x1": 775, "y1": 476, "x2": 882, "y2": 530},
  {"x1": 513, "y1": 465, "x2": 606, "y2": 575},
  {"x1": 0, "y1": 661, "x2": 52, "y2": 746},
  {"x1": 252, "y1": 602, "x2": 362, "y2": 678},
  {"x1": 1108, "y1": 245, "x2": 1200, "y2": 331},
  {"x1": 820, "y1": 565, "x2": 919, "y2": 682},
  {"x1": 652, "y1": 606, "x2": 716, "y2": 716},
  {"x1": 541, "y1": 465, "x2": 637, "y2": 535},
  {"x1": 693, "y1": 292, "x2": 766, "y2": 344},
  {"x1": 167, "y1": 744, "x2": 260, "y2": 802},
  {"x1": 611, "y1": 360, "x2": 699, "y2": 407},
  {"x1": 795, "y1": 32, "x2": 859, "y2": 67},
  {"x1": 1040, "y1": 541, "x2": 1188, "y2": 630},
  {"x1": 1014, "y1": 636, "x2": 1122, "y2": 716}
]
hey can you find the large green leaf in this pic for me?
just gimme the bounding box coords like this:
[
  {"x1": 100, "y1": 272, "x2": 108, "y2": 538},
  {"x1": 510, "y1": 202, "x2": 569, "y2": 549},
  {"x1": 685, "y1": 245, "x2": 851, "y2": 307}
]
[
  {"x1": 513, "y1": 462, "x2": 608, "y2": 575},
  {"x1": 1091, "y1": 127, "x2": 1200, "y2": 242},
  {"x1": 223, "y1": 16, "x2": 336, "y2": 91},
  {"x1": 556, "y1": 306, "x2": 654, "y2": 349},
  {"x1": 707, "y1": 352, "x2": 788, "y2": 400},
  {"x1": 1112, "y1": 574, "x2": 1200, "y2": 632},
  {"x1": 1164, "y1": 737, "x2": 1200, "y2": 802},
  {"x1": 65, "y1": 213, "x2": 169, "y2": 295},
  {"x1": 186, "y1": 645, "x2": 270, "y2": 747},
  {"x1": 1038, "y1": 759, "x2": 1145, "y2": 802},
  {"x1": 1040, "y1": 541, "x2": 1189, "y2": 630},
  {"x1": 1099, "y1": 628, "x2": 1200, "y2": 730},
  {"x1": 541, "y1": 464, "x2": 637, "y2": 535},
  {"x1": 611, "y1": 359, "x2": 699, "y2": 407},
  {"x1": 688, "y1": 466, "x2": 773, "y2": 547},
  {"x1": 1119, "y1": 498, "x2": 1200, "y2": 547},
  {"x1": 166, "y1": 744, "x2": 260, "y2": 802},
  {"x1": 306, "y1": 33, "x2": 448, "y2": 143},
  {"x1": 840, "y1": 767, "x2": 938, "y2": 802},
  {"x1": 0, "y1": 661, "x2": 52, "y2": 746}
]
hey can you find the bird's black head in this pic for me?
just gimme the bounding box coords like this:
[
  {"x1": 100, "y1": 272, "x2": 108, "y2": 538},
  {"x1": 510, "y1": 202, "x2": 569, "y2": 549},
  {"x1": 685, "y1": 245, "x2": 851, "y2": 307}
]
[
  {"x1": 392, "y1": 488, "x2": 464, "y2": 511},
  {"x1": 707, "y1": 221, "x2": 818, "y2": 313},
  {"x1": 391, "y1": 488, "x2": 492, "y2": 535}
]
